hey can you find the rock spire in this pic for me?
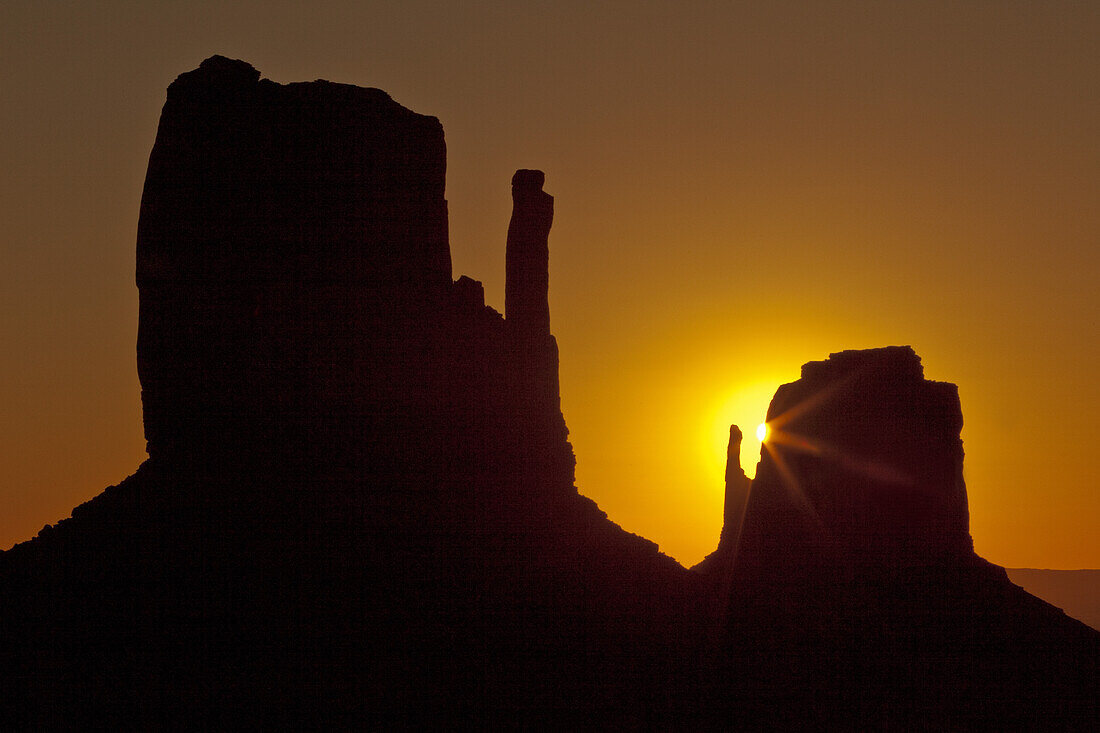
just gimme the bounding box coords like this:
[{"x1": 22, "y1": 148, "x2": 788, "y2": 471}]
[
  {"x1": 505, "y1": 169, "x2": 553, "y2": 339},
  {"x1": 691, "y1": 424, "x2": 751, "y2": 576}
]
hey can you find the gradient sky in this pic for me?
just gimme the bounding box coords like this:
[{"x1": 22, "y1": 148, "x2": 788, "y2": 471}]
[{"x1": 2, "y1": 1, "x2": 1097, "y2": 568}]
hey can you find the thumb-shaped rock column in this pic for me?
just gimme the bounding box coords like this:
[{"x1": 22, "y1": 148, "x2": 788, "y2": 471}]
[
  {"x1": 505, "y1": 169, "x2": 553, "y2": 339},
  {"x1": 692, "y1": 425, "x2": 751, "y2": 576},
  {"x1": 502, "y1": 169, "x2": 571, "y2": 478}
]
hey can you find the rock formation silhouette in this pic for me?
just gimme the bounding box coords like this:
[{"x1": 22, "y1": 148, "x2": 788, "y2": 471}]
[
  {"x1": 506, "y1": 168, "x2": 553, "y2": 339},
  {"x1": 693, "y1": 424, "x2": 751, "y2": 577},
  {"x1": 1, "y1": 58, "x2": 1096, "y2": 729},
  {"x1": 735, "y1": 346, "x2": 973, "y2": 581},
  {"x1": 722, "y1": 347, "x2": 1098, "y2": 728},
  {"x1": 0, "y1": 57, "x2": 698, "y2": 729}
]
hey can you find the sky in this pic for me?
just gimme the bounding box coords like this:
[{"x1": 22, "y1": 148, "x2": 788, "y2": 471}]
[{"x1": 2, "y1": 1, "x2": 1097, "y2": 568}]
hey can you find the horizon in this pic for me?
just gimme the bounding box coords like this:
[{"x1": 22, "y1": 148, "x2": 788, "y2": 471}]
[{"x1": 2, "y1": 1, "x2": 1097, "y2": 569}]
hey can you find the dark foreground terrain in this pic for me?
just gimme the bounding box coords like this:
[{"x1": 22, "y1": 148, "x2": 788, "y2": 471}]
[{"x1": 2, "y1": 58, "x2": 1096, "y2": 729}]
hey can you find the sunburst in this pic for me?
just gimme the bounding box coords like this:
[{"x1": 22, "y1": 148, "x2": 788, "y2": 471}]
[{"x1": 754, "y1": 372, "x2": 914, "y2": 532}]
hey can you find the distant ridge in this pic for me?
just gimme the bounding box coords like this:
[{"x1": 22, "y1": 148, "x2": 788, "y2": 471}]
[{"x1": 1008, "y1": 569, "x2": 1100, "y2": 631}]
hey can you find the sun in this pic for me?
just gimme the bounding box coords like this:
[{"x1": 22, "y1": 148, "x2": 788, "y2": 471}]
[
  {"x1": 706, "y1": 381, "x2": 779, "y2": 481},
  {"x1": 756, "y1": 422, "x2": 769, "y2": 442}
]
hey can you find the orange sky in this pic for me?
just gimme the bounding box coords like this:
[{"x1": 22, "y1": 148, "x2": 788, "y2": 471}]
[{"x1": 2, "y1": 1, "x2": 1097, "y2": 568}]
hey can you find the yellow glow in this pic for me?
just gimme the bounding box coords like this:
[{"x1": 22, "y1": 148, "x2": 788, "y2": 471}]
[
  {"x1": 706, "y1": 382, "x2": 778, "y2": 481},
  {"x1": 756, "y1": 422, "x2": 769, "y2": 443}
]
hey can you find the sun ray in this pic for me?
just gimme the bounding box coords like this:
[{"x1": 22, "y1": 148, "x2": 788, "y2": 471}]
[
  {"x1": 752, "y1": 370, "x2": 916, "y2": 536},
  {"x1": 756, "y1": 379, "x2": 915, "y2": 530},
  {"x1": 762, "y1": 438, "x2": 825, "y2": 530},
  {"x1": 766, "y1": 376, "x2": 848, "y2": 432}
]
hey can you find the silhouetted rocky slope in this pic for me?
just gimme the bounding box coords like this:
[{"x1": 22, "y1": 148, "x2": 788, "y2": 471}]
[
  {"x1": 0, "y1": 57, "x2": 701, "y2": 729},
  {"x1": 1, "y1": 58, "x2": 1096, "y2": 729},
  {"x1": 721, "y1": 347, "x2": 1098, "y2": 728}
]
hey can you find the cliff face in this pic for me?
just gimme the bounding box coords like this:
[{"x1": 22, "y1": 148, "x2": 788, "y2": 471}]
[{"x1": 136, "y1": 55, "x2": 452, "y2": 465}]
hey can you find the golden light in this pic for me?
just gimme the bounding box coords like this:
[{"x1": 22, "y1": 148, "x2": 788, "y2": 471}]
[
  {"x1": 706, "y1": 381, "x2": 779, "y2": 481},
  {"x1": 756, "y1": 422, "x2": 769, "y2": 442}
]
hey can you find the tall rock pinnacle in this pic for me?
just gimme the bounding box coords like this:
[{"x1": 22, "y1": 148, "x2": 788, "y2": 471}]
[
  {"x1": 692, "y1": 424, "x2": 751, "y2": 576},
  {"x1": 722, "y1": 426, "x2": 751, "y2": 544},
  {"x1": 505, "y1": 169, "x2": 553, "y2": 339}
]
